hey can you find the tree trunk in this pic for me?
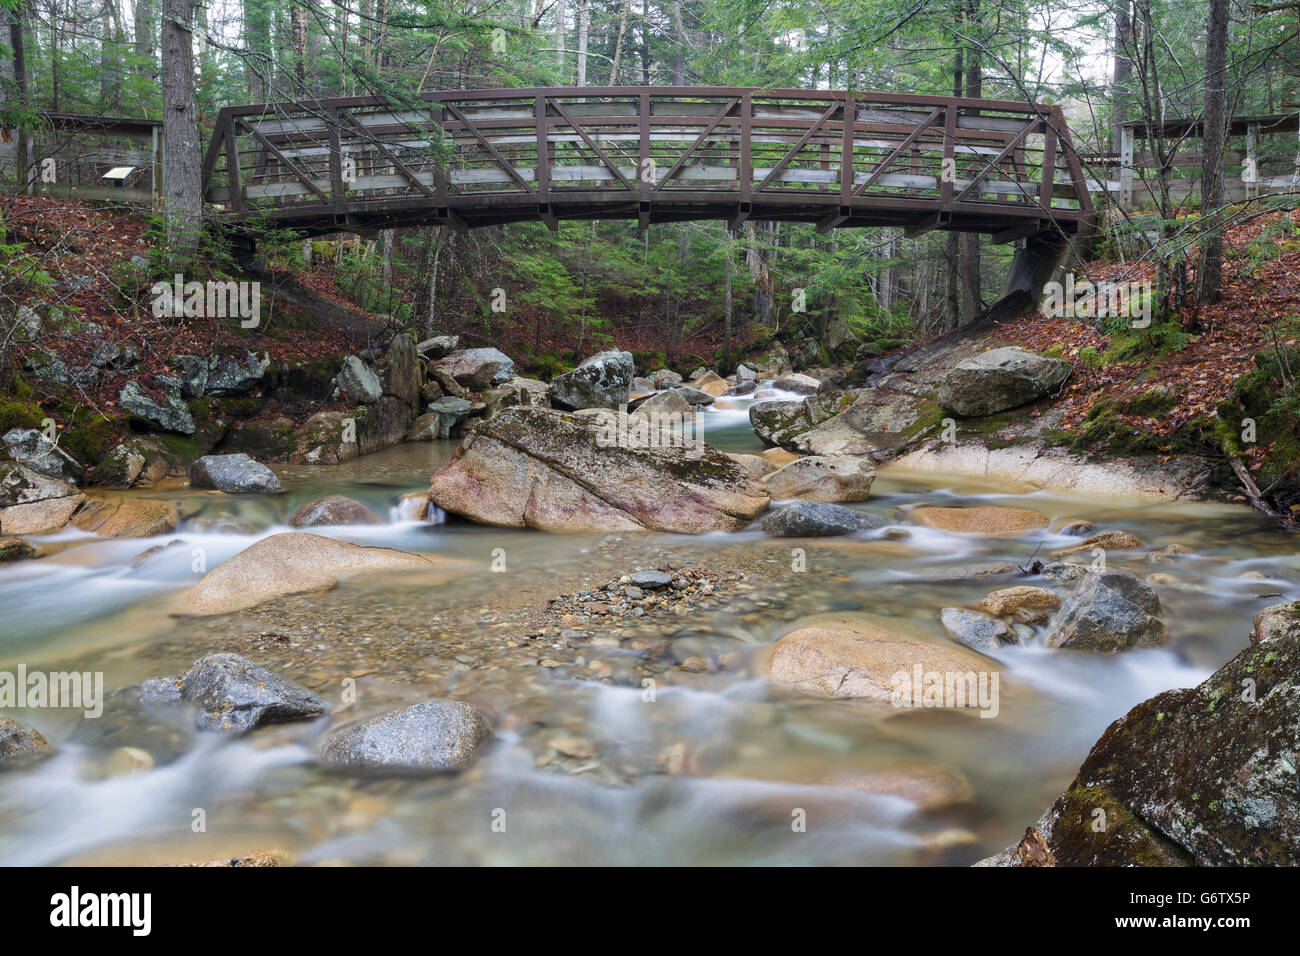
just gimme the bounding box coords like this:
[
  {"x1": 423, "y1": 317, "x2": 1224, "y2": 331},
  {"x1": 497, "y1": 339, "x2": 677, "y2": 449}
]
[
  {"x1": 958, "y1": 0, "x2": 982, "y2": 325},
  {"x1": 1111, "y1": 5, "x2": 1133, "y2": 153},
  {"x1": 576, "y1": 0, "x2": 589, "y2": 86},
  {"x1": 609, "y1": 0, "x2": 630, "y2": 83},
  {"x1": 291, "y1": 3, "x2": 307, "y2": 90},
  {"x1": 1197, "y1": 0, "x2": 1229, "y2": 306},
  {"x1": 161, "y1": 0, "x2": 202, "y2": 254}
]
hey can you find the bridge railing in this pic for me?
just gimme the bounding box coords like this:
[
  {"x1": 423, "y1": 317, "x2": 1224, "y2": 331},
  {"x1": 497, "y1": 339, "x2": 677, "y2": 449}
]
[{"x1": 202, "y1": 87, "x2": 1094, "y2": 238}]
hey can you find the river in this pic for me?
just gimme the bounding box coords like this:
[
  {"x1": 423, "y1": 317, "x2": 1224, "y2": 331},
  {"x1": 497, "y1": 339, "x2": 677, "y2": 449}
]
[{"x1": 0, "y1": 385, "x2": 1287, "y2": 865}]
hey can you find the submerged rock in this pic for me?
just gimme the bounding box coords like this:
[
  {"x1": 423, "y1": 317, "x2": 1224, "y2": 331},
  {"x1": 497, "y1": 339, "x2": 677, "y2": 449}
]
[
  {"x1": 0, "y1": 715, "x2": 53, "y2": 763},
  {"x1": 1043, "y1": 570, "x2": 1167, "y2": 652},
  {"x1": 762, "y1": 454, "x2": 875, "y2": 502},
  {"x1": 288, "y1": 494, "x2": 384, "y2": 528},
  {"x1": 1050, "y1": 529, "x2": 1144, "y2": 557},
  {"x1": 911, "y1": 505, "x2": 1049, "y2": 536},
  {"x1": 936, "y1": 347, "x2": 1071, "y2": 417},
  {"x1": 767, "y1": 620, "x2": 993, "y2": 702},
  {"x1": 548, "y1": 350, "x2": 635, "y2": 411},
  {"x1": 181, "y1": 532, "x2": 457, "y2": 614},
  {"x1": 427, "y1": 406, "x2": 768, "y2": 534},
  {"x1": 983, "y1": 602, "x2": 1300, "y2": 865},
  {"x1": 319, "y1": 700, "x2": 492, "y2": 773},
  {"x1": 190, "y1": 453, "x2": 283, "y2": 495},
  {"x1": 761, "y1": 501, "x2": 887, "y2": 537},
  {"x1": 70, "y1": 493, "x2": 180, "y2": 537},
  {"x1": 141, "y1": 654, "x2": 327, "y2": 734}
]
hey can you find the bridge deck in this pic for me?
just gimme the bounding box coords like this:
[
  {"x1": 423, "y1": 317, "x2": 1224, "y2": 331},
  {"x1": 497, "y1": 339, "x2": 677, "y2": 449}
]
[{"x1": 201, "y1": 87, "x2": 1095, "y2": 243}]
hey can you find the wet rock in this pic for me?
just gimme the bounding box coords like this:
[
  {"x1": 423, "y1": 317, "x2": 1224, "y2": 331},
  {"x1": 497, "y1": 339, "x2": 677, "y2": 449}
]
[
  {"x1": 427, "y1": 406, "x2": 769, "y2": 534},
  {"x1": 140, "y1": 653, "x2": 326, "y2": 734},
  {"x1": 319, "y1": 700, "x2": 492, "y2": 773},
  {"x1": 1055, "y1": 519, "x2": 1095, "y2": 537},
  {"x1": 767, "y1": 620, "x2": 994, "y2": 702},
  {"x1": 749, "y1": 399, "x2": 815, "y2": 446},
  {"x1": 336, "y1": 355, "x2": 383, "y2": 404},
  {"x1": 181, "y1": 532, "x2": 457, "y2": 614},
  {"x1": 911, "y1": 505, "x2": 1049, "y2": 536},
  {"x1": 939, "y1": 607, "x2": 1019, "y2": 653},
  {"x1": 288, "y1": 494, "x2": 384, "y2": 528},
  {"x1": 2, "y1": 427, "x2": 84, "y2": 482},
  {"x1": 416, "y1": 334, "x2": 460, "y2": 360},
  {"x1": 761, "y1": 501, "x2": 888, "y2": 537},
  {"x1": 762, "y1": 455, "x2": 875, "y2": 503},
  {"x1": 692, "y1": 370, "x2": 730, "y2": 397},
  {"x1": 206, "y1": 352, "x2": 268, "y2": 396},
  {"x1": 433, "y1": 347, "x2": 515, "y2": 390},
  {"x1": 773, "y1": 372, "x2": 821, "y2": 395},
  {"x1": 1040, "y1": 562, "x2": 1090, "y2": 585},
  {"x1": 289, "y1": 410, "x2": 361, "y2": 466},
  {"x1": 119, "y1": 379, "x2": 196, "y2": 435},
  {"x1": 936, "y1": 347, "x2": 1071, "y2": 417},
  {"x1": 407, "y1": 397, "x2": 473, "y2": 440},
  {"x1": 672, "y1": 385, "x2": 716, "y2": 406},
  {"x1": 789, "y1": 387, "x2": 928, "y2": 458},
  {"x1": 731, "y1": 380, "x2": 757, "y2": 395},
  {"x1": 70, "y1": 493, "x2": 180, "y2": 537},
  {"x1": 631, "y1": 569, "x2": 673, "y2": 588},
  {"x1": 0, "y1": 715, "x2": 52, "y2": 763},
  {"x1": 184, "y1": 514, "x2": 257, "y2": 535},
  {"x1": 548, "y1": 350, "x2": 635, "y2": 411},
  {"x1": 0, "y1": 463, "x2": 85, "y2": 535},
  {"x1": 974, "y1": 586, "x2": 1061, "y2": 618},
  {"x1": 987, "y1": 605, "x2": 1300, "y2": 864},
  {"x1": 0, "y1": 536, "x2": 36, "y2": 562},
  {"x1": 190, "y1": 453, "x2": 283, "y2": 495},
  {"x1": 1050, "y1": 529, "x2": 1144, "y2": 557},
  {"x1": 93, "y1": 436, "x2": 172, "y2": 489},
  {"x1": 1251, "y1": 600, "x2": 1300, "y2": 644},
  {"x1": 651, "y1": 369, "x2": 683, "y2": 388},
  {"x1": 1044, "y1": 570, "x2": 1166, "y2": 652}
]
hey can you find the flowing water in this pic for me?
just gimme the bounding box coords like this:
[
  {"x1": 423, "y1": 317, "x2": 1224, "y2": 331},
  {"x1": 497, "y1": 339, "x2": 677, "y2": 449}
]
[{"x1": 0, "y1": 384, "x2": 1289, "y2": 866}]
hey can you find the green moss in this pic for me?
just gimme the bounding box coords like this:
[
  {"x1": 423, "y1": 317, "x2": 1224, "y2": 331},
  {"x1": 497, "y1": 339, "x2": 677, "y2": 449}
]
[
  {"x1": 0, "y1": 398, "x2": 45, "y2": 433},
  {"x1": 57, "y1": 409, "x2": 119, "y2": 465}
]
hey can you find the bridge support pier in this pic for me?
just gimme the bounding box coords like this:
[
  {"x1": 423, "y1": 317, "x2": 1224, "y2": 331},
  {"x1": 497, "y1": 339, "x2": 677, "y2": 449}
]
[{"x1": 1004, "y1": 232, "x2": 1069, "y2": 309}]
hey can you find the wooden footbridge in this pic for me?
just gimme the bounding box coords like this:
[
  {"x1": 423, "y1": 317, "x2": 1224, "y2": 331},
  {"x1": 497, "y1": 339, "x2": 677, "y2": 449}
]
[{"x1": 200, "y1": 87, "x2": 1096, "y2": 248}]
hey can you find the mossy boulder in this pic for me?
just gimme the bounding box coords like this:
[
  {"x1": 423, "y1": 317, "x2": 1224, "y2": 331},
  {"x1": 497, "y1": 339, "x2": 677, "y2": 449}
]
[{"x1": 985, "y1": 601, "x2": 1300, "y2": 865}]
